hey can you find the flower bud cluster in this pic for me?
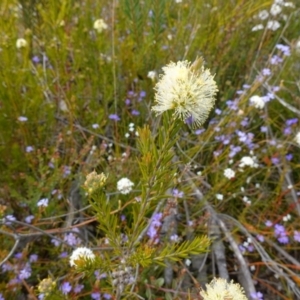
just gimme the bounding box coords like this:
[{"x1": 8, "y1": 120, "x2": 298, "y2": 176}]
[{"x1": 111, "y1": 265, "x2": 135, "y2": 293}]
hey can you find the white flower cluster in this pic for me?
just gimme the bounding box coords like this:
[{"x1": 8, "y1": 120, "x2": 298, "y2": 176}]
[
  {"x1": 249, "y1": 95, "x2": 265, "y2": 109},
  {"x1": 295, "y1": 132, "x2": 300, "y2": 146},
  {"x1": 239, "y1": 156, "x2": 259, "y2": 169},
  {"x1": 69, "y1": 247, "x2": 95, "y2": 268},
  {"x1": 252, "y1": 0, "x2": 294, "y2": 32},
  {"x1": 152, "y1": 59, "x2": 218, "y2": 127},
  {"x1": 200, "y1": 277, "x2": 247, "y2": 300},
  {"x1": 224, "y1": 168, "x2": 235, "y2": 179},
  {"x1": 117, "y1": 177, "x2": 134, "y2": 194}
]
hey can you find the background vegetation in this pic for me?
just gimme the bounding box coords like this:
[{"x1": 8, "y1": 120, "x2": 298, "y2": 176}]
[{"x1": 0, "y1": 0, "x2": 300, "y2": 299}]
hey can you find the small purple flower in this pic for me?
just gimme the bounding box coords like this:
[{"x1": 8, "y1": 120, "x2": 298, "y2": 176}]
[
  {"x1": 229, "y1": 145, "x2": 241, "y2": 158},
  {"x1": 2, "y1": 263, "x2": 13, "y2": 272},
  {"x1": 19, "y1": 264, "x2": 32, "y2": 280},
  {"x1": 286, "y1": 119, "x2": 297, "y2": 126},
  {"x1": 91, "y1": 292, "x2": 101, "y2": 300},
  {"x1": 125, "y1": 99, "x2": 131, "y2": 105},
  {"x1": 261, "y1": 68, "x2": 271, "y2": 76},
  {"x1": 226, "y1": 99, "x2": 238, "y2": 110},
  {"x1": 285, "y1": 153, "x2": 293, "y2": 161},
  {"x1": 60, "y1": 282, "x2": 72, "y2": 295},
  {"x1": 74, "y1": 284, "x2": 84, "y2": 293},
  {"x1": 0, "y1": 293, "x2": 4, "y2": 300},
  {"x1": 251, "y1": 291, "x2": 263, "y2": 300},
  {"x1": 294, "y1": 231, "x2": 300, "y2": 242},
  {"x1": 172, "y1": 189, "x2": 184, "y2": 198},
  {"x1": 274, "y1": 224, "x2": 289, "y2": 244},
  {"x1": 215, "y1": 108, "x2": 222, "y2": 115},
  {"x1": 109, "y1": 114, "x2": 120, "y2": 121},
  {"x1": 170, "y1": 234, "x2": 179, "y2": 242},
  {"x1": 265, "y1": 220, "x2": 273, "y2": 227},
  {"x1": 38, "y1": 294, "x2": 45, "y2": 300},
  {"x1": 59, "y1": 251, "x2": 68, "y2": 258},
  {"x1": 271, "y1": 157, "x2": 280, "y2": 165},
  {"x1": 270, "y1": 55, "x2": 283, "y2": 65},
  {"x1": 241, "y1": 117, "x2": 249, "y2": 127},
  {"x1": 276, "y1": 44, "x2": 290, "y2": 56},
  {"x1": 103, "y1": 294, "x2": 112, "y2": 299},
  {"x1": 131, "y1": 109, "x2": 140, "y2": 116},
  {"x1": 247, "y1": 244, "x2": 255, "y2": 252},
  {"x1": 5, "y1": 215, "x2": 16, "y2": 225},
  {"x1": 140, "y1": 91, "x2": 146, "y2": 98},
  {"x1": 243, "y1": 84, "x2": 251, "y2": 89},
  {"x1": 94, "y1": 270, "x2": 107, "y2": 280},
  {"x1": 63, "y1": 165, "x2": 71, "y2": 177},
  {"x1": 278, "y1": 235, "x2": 289, "y2": 244},
  {"x1": 63, "y1": 232, "x2": 81, "y2": 246},
  {"x1": 195, "y1": 128, "x2": 205, "y2": 135},
  {"x1": 32, "y1": 55, "x2": 40, "y2": 63},
  {"x1": 26, "y1": 146, "x2": 34, "y2": 153},
  {"x1": 25, "y1": 215, "x2": 34, "y2": 223},
  {"x1": 29, "y1": 254, "x2": 38, "y2": 263},
  {"x1": 283, "y1": 127, "x2": 292, "y2": 135},
  {"x1": 260, "y1": 126, "x2": 268, "y2": 133},
  {"x1": 256, "y1": 234, "x2": 264, "y2": 242},
  {"x1": 147, "y1": 213, "x2": 163, "y2": 242},
  {"x1": 51, "y1": 238, "x2": 61, "y2": 247},
  {"x1": 14, "y1": 252, "x2": 23, "y2": 259}
]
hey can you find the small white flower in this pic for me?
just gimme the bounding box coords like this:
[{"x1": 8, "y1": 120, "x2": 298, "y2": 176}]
[
  {"x1": 224, "y1": 168, "x2": 235, "y2": 179},
  {"x1": 216, "y1": 194, "x2": 223, "y2": 201},
  {"x1": 18, "y1": 116, "x2": 28, "y2": 122},
  {"x1": 249, "y1": 95, "x2": 265, "y2": 109},
  {"x1": 175, "y1": 0, "x2": 182, "y2": 3},
  {"x1": 59, "y1": 100, "x2": 68, "y2": 112},
  {"x1": 185, "y1": 259, "x2": 191, "y2": 266},
  {"x1": 125, "y1": 132, "x2": 130, "y2": 138},
  {"x1": 152, "y1": 59, "x2": 218, "y2": 127},
  {"x1": 239, "y1": 156, "x2": 258, "y2": 168},
  {"x1": 117, "y1": 178, "x2": 134, "y2": 194},
  {"x1": 282, "y1": 214, "x2": 291, "y2": 222},
  {"x1": 252, "y1": 24, "x2": 264, "y2": 32},
  {"x1": 283, "y1": 2, "x2": 295, "y2": 8},
  {"x1": 16, "y1": 38, "x2": 27, "y2": 48},
  {"x1": 70, "y1": 247, "x2": 95, "y2": 268},
  {"x1": 258, "y1": 10, "x2": 269, "y2": 20},
  {"x1": 294, "y1": 132, "x2": 300, "y2": 146},
  {"x1": 270, "y1": 4, "x2": 282, "y2": 16},
  {"x1": 37, "y1": 198, "x2": 49, "y2": 207},
  {"x1": 93, "y1": 19, "x2": 108, "y2": 33},
  {"x1": 147, "y1": 70, "x2": 157, "y2": 81},
  {"x1": 267, "y1": 20, "x2": 281, "y2": 31}
]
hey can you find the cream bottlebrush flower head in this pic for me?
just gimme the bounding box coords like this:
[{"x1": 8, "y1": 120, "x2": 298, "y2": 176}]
[
  {"x1": 70, "y1": 247, "x2": 95, "y2": 268},
  {"x1": 200, "y1": 278, "x2": 248, "y2": 300},
  {"x1": 152, "y1": 59, "x2": 218, "y2": 127},
  {"x1": 93, "y1": 19, "x2": 108, "y2": 32},
  {"x1": 83, "y1": 171, "x2": 107, "y2": 194}
]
